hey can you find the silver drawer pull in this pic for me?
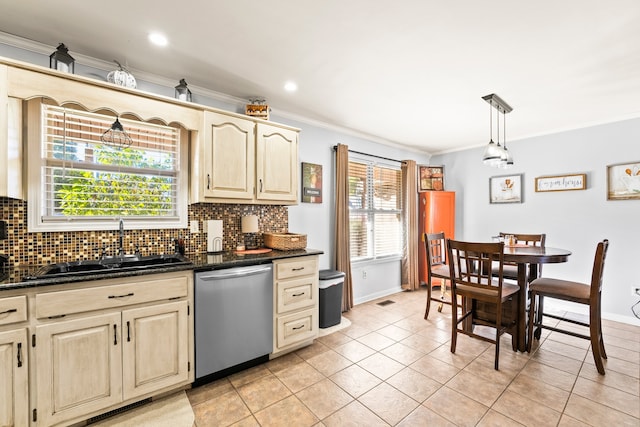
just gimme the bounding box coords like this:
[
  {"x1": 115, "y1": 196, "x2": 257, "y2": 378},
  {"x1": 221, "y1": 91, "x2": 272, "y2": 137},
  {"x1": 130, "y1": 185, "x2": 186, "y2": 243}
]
[
  {"x1": 292, "y1": 267, "x2": 305, "y2": 271},
  {"x1": 0, "y1": 308, "x2": 18, "y2": 315},
  {"x1": 108, "y1": 292, "x2": 134, "y2": 299},
  {"x1": 292, "y1": 324, "x2": 305, "y2": 330},
  {"x1": 292, "y1": 292, "x2": 305, "y2": 297}
]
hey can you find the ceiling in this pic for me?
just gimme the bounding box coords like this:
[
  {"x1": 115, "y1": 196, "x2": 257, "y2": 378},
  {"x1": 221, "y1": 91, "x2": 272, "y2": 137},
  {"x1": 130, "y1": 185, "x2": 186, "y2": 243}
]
[{"x1": 2, "y1": 0, "x2": 639, "y2": 154}]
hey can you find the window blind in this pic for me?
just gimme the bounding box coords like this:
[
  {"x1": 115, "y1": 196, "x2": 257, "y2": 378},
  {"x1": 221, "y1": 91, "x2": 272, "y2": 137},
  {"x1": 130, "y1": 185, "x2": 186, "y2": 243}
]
[
  {"x1": 41, "y1": 105, "x2": 180, "y2": 220},
  {"x1": 348, "y1": 159, "x2": 402, "y2": 260}
]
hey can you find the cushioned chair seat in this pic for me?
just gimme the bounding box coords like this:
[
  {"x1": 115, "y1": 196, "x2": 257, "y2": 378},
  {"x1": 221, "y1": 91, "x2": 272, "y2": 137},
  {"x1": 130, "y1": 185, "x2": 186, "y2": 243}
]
[
  {"x1": 431, "y1": 264, "x2": 450, "y2": 278},
  {"x1": 529, "y1": 278, "x2": 590, "y2": 303},
  {"x1": 457, "y1": 281, "x2": 519, "y2": 299}
]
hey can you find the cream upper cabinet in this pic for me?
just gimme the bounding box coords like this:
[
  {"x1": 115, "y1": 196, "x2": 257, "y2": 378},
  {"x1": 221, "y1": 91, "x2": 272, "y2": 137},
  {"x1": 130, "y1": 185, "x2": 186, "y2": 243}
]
[
  {"x1": 256, "y1": 123, "x2": 298, "y2": 203},
  {"x1": 0, "y1": 64, "x2": 23, "y2": 199},
  {"x1": 202, "y1": 111, "x2": 255, "y2": 200},
  {"x1": 193, "y1": 110, "x2": 299, "y2": 205},
  {"x1": 0, "y1": 328, "x2": 29, "y2": 427}
]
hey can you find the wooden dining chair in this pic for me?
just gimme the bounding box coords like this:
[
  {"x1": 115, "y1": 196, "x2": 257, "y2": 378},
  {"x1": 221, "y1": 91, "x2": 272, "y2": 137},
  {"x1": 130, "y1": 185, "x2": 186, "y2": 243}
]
[
  {"x1": 448, "y1": 239, "x2": 520, "y2": 370},
  {"x1": 423, "y1": 232, "x2": 451, "y2": 319},
  {"x1": 527, "y1": 239, "x2": 609, "y2": 374},
  {"x1": 495, "y1": 233, "x2": 546, "y2": 281}
]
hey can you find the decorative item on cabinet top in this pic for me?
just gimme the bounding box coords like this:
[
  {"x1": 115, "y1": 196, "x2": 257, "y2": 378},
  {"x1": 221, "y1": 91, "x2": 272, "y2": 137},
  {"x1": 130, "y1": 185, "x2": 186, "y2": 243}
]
[
  {"x1": 107, "y1": 60, "x2": 137, "y2": 89},
  {"x1": 49, "y1": 43, "x2": 75, "y2": 74},
  {"x1": 419, "y1": 165, "x2": 444, "y2": 191},
  {"x1": 245, "y1": 97, "x2": 270, "y2": 120}
]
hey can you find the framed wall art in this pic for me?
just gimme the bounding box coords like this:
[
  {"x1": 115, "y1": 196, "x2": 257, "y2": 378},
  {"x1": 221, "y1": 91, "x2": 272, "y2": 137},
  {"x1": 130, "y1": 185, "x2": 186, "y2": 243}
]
[
  {"x1": 607, "y1": 161, "x2": 640, "y2": 200},
  {"x1": 490, "y1": 174, "x2": 523, "y2": 204},
  {"x1": 535, "y1": 173, "x2": 586, "y2": 192},
  {"x1": 301, "y1": 162, "x2": 323, "y2": 203},
  {"x1": 419, "y1": 165, "x2": 444, "y2": 191}
]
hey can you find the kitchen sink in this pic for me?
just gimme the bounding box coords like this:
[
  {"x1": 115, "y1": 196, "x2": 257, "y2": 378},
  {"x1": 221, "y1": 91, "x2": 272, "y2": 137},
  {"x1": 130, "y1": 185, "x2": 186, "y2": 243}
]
[{"x1": 27, "y1": 254, "x2": 192, "y2": 280}]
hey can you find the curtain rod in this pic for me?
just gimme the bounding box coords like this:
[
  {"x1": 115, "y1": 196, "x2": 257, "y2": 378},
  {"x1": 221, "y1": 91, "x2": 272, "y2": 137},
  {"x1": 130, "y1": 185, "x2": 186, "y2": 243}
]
[{"x1": 332, "y1": 145, "x2": 403, "y2": 164}]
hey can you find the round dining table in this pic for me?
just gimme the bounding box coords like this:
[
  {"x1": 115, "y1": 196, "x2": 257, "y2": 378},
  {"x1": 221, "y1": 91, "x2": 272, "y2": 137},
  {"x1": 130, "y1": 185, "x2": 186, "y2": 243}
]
[{"x1": 502, "y1": 245, "x2": 572, "y2": 351}]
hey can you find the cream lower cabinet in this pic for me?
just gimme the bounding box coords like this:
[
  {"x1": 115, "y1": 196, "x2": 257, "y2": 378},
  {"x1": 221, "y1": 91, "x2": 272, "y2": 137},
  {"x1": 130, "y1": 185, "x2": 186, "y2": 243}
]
[
  {"x1": 35, "y1": 313, "x2": 123, "y2": 427},
  {"x1": 0, "y1": 294, "x2": 29, "y2": 427},
  {"x1": 32, "y1": 271, "x2": 192, "y2": 426},
  {"x1": 0, "y1": 328, "x2": 29, "y2": 427},
  {"x1": 195, "y1": 110, "x2": 299, "y2": 204},
  {"x1": 272, "y1": 256, "x2": 319, "y2": 357}
]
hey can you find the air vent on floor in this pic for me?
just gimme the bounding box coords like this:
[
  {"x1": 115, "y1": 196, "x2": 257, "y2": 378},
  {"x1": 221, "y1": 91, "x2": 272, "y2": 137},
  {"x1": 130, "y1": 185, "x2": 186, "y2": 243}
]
[
  {"x1": 86, "y1": 397, "x2": 151, "y2": 424},
  {"x1": 376, "y1": 300, "x2": 395, "y2": 307}
]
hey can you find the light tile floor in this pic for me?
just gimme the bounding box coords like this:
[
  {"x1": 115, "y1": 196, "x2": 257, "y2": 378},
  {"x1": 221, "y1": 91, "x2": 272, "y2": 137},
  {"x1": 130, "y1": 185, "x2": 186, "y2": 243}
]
[{"x1": 187, "y1": 287, "x2": 640, "y2": 426}]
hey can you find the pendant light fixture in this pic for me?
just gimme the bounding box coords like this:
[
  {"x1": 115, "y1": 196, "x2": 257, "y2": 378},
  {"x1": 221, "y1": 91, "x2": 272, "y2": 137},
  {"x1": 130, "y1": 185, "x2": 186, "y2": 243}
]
[
  {"x1": 101, "y1": 117, "x2": 133, "y2": 148},
  {"x1": 481, "y1": 93, "x2": 513, "y2": 168}
]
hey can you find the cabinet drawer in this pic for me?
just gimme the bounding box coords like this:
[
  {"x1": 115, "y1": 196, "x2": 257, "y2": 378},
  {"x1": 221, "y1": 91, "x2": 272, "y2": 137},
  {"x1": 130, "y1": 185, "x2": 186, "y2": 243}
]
[
  {"x1": 276, "y1": 277, "x2": 315, "y2": 314},
  {"x1": 0, "y1": 295, "x2": 27, "y2": 326},
  {"x1": 276, "y1": 308, "x2": 317, "y2": 349},
  {"x1": 275, "y1": 257, "x2": 318, "y2": 280},
  {"x1": 36, "y1": 275, "x2": 189, "y2": 319}
]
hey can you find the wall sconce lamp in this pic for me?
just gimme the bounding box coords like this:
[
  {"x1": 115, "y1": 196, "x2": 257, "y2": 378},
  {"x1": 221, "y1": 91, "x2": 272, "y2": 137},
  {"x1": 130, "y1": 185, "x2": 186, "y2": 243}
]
[
  {"x1": 49, "y1": 43, "x2": 75, "y2": 74},
  {"x1": 241, "y1": 215, "x2": 259, "y2": 250},
  {"x1": 481, "y1": 93, "x2": 514, "y2": 169},
  {"x1": 175, "y1": 79, "x2": 192, "y2": 102}
]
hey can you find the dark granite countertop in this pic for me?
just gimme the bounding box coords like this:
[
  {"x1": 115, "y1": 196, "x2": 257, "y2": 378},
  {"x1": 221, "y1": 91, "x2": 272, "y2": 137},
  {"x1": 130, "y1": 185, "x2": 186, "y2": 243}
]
[{"x1": 0, "y1": 248, "x2": 324, "y2": 291}]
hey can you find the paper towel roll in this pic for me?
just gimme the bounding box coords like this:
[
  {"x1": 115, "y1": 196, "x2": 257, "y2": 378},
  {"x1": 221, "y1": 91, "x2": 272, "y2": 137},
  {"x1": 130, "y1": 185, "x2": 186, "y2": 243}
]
[{"x1": 206, "y1": 220, "x2": 223, "y2": 252}]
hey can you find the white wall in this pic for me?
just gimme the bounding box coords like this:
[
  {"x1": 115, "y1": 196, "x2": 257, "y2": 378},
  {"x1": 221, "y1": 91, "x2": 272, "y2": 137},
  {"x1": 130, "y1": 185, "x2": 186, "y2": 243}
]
[{"x1": 432, "y1": 118, "x2": 640, "y2": 325}]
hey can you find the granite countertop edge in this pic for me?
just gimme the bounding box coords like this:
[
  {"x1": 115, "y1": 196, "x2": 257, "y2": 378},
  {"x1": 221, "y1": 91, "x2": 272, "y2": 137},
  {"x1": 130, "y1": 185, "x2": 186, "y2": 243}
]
[{"x1": 0, "y1": 249, "x2": 324, "y2": 291}]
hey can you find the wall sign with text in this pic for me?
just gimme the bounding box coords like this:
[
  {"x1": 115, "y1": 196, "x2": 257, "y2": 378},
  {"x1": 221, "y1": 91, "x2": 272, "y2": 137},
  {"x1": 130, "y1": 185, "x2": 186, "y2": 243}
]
[{"x1": 535, "y1": 173, "x2": 586, "y2": 192}]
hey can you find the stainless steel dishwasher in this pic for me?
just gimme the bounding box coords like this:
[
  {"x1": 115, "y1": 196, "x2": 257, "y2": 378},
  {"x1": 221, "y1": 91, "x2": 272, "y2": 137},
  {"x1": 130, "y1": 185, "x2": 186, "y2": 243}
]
[{"x1": 194, "y1": 264, "x2": 273, "y2": 383}]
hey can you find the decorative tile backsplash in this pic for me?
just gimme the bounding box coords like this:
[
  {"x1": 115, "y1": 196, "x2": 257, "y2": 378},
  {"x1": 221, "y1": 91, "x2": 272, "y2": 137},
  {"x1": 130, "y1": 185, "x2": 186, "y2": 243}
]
[{"x1": 0, "y1": 197, "x2": 288, "y2": 267}]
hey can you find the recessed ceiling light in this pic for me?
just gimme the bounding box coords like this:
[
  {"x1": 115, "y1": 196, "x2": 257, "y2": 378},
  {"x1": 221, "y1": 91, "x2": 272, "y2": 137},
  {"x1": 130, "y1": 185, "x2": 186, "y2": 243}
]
[
  {"x1": 148, "y1": 32, "x2": 168, "y2": 47},
  {"x1": 284, "y1": 81, "x2": 298, "y2": 92}
]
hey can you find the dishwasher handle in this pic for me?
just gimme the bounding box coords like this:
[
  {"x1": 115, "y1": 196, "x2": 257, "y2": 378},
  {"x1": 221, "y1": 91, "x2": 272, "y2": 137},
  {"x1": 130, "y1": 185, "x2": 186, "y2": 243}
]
[{"x1": 197, "y1": 264, "x2": 272, "y2": 280}]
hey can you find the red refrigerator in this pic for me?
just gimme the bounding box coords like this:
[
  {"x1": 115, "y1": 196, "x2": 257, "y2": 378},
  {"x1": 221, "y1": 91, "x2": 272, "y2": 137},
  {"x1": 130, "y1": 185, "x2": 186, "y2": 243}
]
[{"x1": 418, "y1": 191, "x2": 455, "y2": 285}]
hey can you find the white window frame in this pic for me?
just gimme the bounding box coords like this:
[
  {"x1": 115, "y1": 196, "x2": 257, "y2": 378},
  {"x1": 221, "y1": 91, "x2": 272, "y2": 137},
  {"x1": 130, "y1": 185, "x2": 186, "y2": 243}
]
[
  {"x1": 348, "y1": 155, "x2": 403, "y2": 263},
  {"x1": 27, "y1": 100, "x2": 188, "y2": 232}
]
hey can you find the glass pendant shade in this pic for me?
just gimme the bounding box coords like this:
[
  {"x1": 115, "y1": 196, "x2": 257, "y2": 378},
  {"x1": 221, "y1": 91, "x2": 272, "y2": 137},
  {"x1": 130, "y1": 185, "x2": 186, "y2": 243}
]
[{"x1": 482, "y1": 139, "x2": 503, "y2": 165}]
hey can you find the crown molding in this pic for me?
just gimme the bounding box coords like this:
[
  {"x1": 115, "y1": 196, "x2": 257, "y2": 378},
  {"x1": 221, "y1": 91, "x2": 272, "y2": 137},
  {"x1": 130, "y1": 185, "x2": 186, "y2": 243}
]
[{"x1": 0, "y1": 31, "x2": 431, "y2": 156}]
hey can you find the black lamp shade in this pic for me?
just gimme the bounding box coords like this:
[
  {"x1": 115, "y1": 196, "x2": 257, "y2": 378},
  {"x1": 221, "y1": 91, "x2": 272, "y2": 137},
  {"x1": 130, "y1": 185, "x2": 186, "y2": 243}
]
[
  {"x1": 49, "y1": 43, "x2": 75, "y2": 74},
  {"x1": 175, "y1": 79, "x2": 192, "y2": 102}
]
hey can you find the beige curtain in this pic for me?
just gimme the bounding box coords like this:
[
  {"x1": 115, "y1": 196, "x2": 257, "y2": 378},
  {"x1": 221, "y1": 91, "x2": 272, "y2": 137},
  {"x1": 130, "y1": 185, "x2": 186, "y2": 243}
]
[
  {"x1": 334, "y1": 144, "x2": 354, "y2": 312},
  {"x1": 401, "y1": 160, "x2": 420, "y2": 291}
]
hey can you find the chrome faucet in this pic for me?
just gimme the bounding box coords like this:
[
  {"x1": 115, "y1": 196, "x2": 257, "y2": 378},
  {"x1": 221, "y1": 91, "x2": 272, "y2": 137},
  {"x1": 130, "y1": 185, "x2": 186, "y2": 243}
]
[{"x1": 118, "y1": 218, "x2": 125, "y2": 256}]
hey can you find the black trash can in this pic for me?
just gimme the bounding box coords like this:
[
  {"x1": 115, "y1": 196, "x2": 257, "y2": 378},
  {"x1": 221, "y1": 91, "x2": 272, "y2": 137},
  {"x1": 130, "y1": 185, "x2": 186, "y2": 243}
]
[{"x1": 319, "y1": 269, "x2": 345, "y2": 328}]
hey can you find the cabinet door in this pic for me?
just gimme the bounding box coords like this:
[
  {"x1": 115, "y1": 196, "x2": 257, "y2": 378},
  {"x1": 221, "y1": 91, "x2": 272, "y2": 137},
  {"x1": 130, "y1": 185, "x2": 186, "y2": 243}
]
[
  {"x1": 256, "y1": 123, "x2": 298, "y2": 202},
  {"x1": 122, "y1": 301, "x2": 189, "y2": 400},
  {"x1": 35, "y1": 313, "x2": 122, "y2": 427},
  {"x1": 0, "y1": 329, "x2": 28, "y2": 427},
  {"x1": 203, "y1": 111, "x2": 255, "y2": 199}
]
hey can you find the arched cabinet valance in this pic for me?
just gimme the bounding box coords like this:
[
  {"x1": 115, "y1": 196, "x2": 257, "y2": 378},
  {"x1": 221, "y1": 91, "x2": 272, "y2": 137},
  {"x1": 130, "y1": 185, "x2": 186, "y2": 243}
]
[{"x1": 5, "y1": 62, "x2": 202, "y2": 130}]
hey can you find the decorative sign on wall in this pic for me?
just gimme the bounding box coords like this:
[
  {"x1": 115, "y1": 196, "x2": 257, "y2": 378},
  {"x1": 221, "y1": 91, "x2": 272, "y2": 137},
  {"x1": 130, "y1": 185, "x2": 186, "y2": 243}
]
[
  {"x1": 535, "y1": 173, "x2": 587, "y2": 192},
  {"x1": 302, "y1": 162, "x2": 323, "y2": 203}
]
